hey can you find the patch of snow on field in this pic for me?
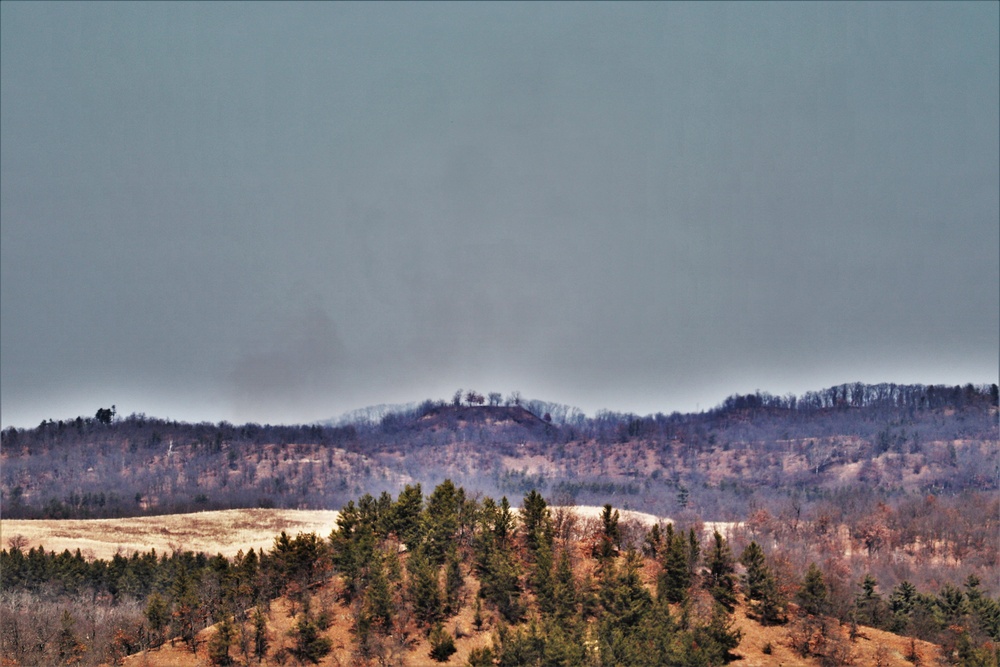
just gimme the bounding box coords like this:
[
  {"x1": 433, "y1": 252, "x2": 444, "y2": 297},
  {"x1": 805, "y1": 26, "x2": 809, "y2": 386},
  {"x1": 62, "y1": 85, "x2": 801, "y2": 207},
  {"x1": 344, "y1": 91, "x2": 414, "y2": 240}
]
[{"x1": 555, "y1": 505, "x2": 664, "y2": 527}]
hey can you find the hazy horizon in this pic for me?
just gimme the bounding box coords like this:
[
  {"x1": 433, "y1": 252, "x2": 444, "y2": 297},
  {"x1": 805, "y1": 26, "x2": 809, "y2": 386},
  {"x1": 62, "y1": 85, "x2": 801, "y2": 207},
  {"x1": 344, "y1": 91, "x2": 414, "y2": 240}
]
[
  {"x1": 6, "y1": 378, "x2": 1000, "y2": 430},
  {"x1": 3, "y1": 2, "x2": 998, "y2": 429}
]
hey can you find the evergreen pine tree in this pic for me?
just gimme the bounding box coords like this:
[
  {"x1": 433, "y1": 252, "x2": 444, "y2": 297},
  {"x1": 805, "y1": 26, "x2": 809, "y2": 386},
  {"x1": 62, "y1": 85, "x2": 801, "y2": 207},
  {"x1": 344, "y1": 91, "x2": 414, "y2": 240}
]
[
  {"x1": 593, "y1": 504, "x2": 621, "y2": 563},
  {"x1": 658, "y1": 527, "x2": 690, "y2": 604},
  {"x1": 937, "y1": 582, "x2": 968, "y2": 625},
  {"x1": 428, "y1": 624, "x2": 457, "y2": 662},
  {"x1": 965, "y1": 574, "x2": 1000, "y2": 641},
  {"x1": 407, "y1": 547, "x2": 444, "y2": 627},
  {"x1": 754, "y1": 566, "x2": 785, "y2": 626},
  {"x1": 374, "y1": 490, "x2": 395, "y2": 537},
  {"x1": 687, "y1": 528, "x2": 701, "y2": 582},
  {"x1": 522, "y1": 489, "x2": 556, "y2": 617},
  {"x1": 473, "y1": 597, "x2": 485, "y2": 632},
  {"x1": 692, "y1": 602, "x2": 743, "y2": 665},
  {"x1": 740, "y1": 541, "x2": 785, "y2": 625},
  {"x1": 364, "y1": 551, "x2": 394, "y2": 631},
  {"x1": 474, "y1": 496, "x2": 524, "y2": 624},
  {"x1": 540, "y1": 617, "x2": 588, "y2": 666},
  {"x1": 236, "y1": 548, "x2": 261, "y2": 610},
  {"x1": 520, "y1": 489, "x2": 553, "y2": 558},
  {"x1": 855, "y1": 574, "x2": 889, "y2": 629},
  {"x1": 467, "y1": 646, "x2": 494, "y2": 667},
  {"x1": 145, "y1": 591, "x2": 169, "y2": 647},
  {"x1": 288, "y1": 611, "x2": 332, "y2": 665},
  {"x1": 207, "y1": 615, "x2": 235, "y2": 666},
  {"x1": 480, "y1": 546, "x2": 524, "y2": 624},
  {"x1": 493, "y1": 497, "x2": 516, "y2": 550},
  {"x1": 330, "y1": 502, "x2": 377, "y2": 602},
  {"x1": 643, "y1": 523, "x2": 663, "y2": 558},
  {"x1": 424, "y1": 480, "x2": 464, "y2": 565},
  {"x1": 704, "y1": 530, "x2": 737, "y2": 612},
  {"x1": 739, "y1": 541, "x2": 768, "y2": 599},
  {"x1": 552, "y1": 548, "x2": 579, "y2": 622},
  {"x1": 797, "y1": 562, "x2": 830, "y2": 616},
  {"x1": 251, "y1": 606, "x2": 269, "y2": 663},
  {"x1": 602, "y1": 550, "x2": 652, "y2": 628},
  {"x1": 530, "y1": 536, "x2": 555, "y2": 616},
  {"x1": 170, "y1": 567, "x2": 204, "y2": 652},
  {"x1": 272, "y1": 531, "x2": 327, "y2": 603},
  {"x1": 391, "y1": 483, "x2": 424, "y2": 551},
  {"x1": 890, "y1": 580, "x2": 917, "y2": 620}
]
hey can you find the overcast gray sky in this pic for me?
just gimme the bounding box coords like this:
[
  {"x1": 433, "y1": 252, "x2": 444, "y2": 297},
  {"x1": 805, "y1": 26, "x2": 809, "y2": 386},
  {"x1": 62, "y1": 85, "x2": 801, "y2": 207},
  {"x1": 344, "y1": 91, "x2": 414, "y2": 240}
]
[{"x1": 2, "y1": 2, "x2": 998, "y2": 428}]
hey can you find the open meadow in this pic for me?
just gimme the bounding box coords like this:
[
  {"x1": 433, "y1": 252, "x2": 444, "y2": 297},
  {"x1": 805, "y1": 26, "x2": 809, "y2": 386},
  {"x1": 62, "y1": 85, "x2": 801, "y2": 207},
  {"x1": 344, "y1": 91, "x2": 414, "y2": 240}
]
[
  {"x1": 0, "y1": 508, "x2": 341, "y2": 560},
  {"x1": 0, "y1": 506, "x2": 676, "y2": 561}
]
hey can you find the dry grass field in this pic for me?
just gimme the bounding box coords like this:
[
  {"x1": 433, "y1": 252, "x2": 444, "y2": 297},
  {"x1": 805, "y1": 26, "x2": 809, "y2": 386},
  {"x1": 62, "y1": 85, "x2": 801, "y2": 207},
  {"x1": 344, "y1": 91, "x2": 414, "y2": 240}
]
[
  {"x1": 0, "y1": 506, "x2": 671, "y2": 561},
  {"x1": 0, "y1": 508, "x2": 341, "y2": 559},
  {"x1": 0, "y1": 508, "x2": 945, "y2": 666}
]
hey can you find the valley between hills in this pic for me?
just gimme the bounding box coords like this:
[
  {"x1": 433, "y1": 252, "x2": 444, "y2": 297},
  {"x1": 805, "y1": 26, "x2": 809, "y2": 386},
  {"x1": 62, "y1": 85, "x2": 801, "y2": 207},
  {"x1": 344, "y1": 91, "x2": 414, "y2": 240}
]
[{"x1": 1, "y1": 382, "x2": 997, "y2": 666}]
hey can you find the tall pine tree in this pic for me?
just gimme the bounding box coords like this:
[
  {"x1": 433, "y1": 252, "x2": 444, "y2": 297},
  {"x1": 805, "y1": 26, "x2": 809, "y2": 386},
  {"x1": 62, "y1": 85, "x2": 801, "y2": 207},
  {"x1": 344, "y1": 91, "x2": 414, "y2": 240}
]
[
  {"x1": 704, "y1": 530, "x2": 737, "y2": 612},
  {"x1": 797, "y1": 562, "x2": 830, "y2": 616},
  {"x1": 740, "y1": 541, "x2": 785, "y2": 624},
  {"x1": 657, "y1": 525, "x2": 690, "y2": 604}
]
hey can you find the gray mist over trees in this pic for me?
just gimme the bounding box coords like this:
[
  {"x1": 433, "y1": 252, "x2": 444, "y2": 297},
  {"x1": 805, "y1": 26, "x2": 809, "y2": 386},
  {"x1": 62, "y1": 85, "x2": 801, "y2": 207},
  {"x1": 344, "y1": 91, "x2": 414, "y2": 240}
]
[{"x1": 2, "y1": 3, "x2": 998, "y2": 427}]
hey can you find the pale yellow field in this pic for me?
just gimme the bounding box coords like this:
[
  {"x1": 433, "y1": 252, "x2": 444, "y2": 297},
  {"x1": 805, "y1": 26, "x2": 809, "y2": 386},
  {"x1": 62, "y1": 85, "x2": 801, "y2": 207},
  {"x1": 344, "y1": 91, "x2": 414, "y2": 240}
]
[
  {"x1": 0, "y1": 506, "x2": 684, "y2": 562},
  {"x1": 0, "y1": 508, "x2": 341, "y2": 560}
]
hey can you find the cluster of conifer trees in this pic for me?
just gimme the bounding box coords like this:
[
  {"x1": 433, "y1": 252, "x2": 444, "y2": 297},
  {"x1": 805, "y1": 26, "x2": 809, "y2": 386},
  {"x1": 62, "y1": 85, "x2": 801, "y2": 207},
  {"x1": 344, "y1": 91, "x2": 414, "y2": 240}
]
[
  {"x1": 1, "y1": 481, "x2": 998, "y2": 666},
  {"x1": 322, "y1": 481, "x2": 748, "y2": 666}
]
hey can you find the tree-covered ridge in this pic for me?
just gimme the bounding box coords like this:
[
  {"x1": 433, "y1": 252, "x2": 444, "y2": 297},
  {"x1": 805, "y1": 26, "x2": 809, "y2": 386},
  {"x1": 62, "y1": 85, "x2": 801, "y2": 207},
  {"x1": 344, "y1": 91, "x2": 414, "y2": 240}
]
[
  {"x1": 2, "y1": 482, "x2": 998, "y2": 666},
  {"x1": 3, "y1": 384, "x2": 996, "y2": 655},
  {"x1": 2, "y1": 382, "x2": 996, "y2": 522}
]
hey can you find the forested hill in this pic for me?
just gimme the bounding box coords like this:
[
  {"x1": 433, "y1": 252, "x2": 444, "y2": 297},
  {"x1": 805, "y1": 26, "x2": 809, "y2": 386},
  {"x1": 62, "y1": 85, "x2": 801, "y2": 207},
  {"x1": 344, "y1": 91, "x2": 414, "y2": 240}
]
[
  {"x1": 2, "y1": 382, "x2": 996, "y2": 522},
  {"x1": 2, "y1": 383, "x2": 998, "y2": 664}
]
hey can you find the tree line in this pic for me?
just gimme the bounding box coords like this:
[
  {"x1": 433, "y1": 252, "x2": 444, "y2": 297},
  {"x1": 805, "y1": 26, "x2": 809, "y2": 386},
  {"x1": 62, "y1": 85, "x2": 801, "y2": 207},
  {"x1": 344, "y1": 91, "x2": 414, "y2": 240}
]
[{"x1": 3, "y1": 482, "x2": 999, "y2": 666}]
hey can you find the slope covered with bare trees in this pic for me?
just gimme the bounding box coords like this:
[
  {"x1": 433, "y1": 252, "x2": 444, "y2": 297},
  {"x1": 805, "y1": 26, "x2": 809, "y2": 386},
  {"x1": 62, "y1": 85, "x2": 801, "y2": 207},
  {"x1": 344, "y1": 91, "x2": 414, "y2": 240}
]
[{"x1": 2, "y1": 382, "x2": 997, "y2": 602}]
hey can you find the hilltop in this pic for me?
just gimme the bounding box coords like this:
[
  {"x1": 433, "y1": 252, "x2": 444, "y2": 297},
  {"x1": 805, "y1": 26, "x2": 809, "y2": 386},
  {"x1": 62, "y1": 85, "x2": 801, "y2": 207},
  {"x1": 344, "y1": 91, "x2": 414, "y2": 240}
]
[
  {"x1": 414, "y1": 404, "x2": 553, "y2": 431},
  {"x1": 3, "y1": 382, "x2": 996, "y2": 520}
]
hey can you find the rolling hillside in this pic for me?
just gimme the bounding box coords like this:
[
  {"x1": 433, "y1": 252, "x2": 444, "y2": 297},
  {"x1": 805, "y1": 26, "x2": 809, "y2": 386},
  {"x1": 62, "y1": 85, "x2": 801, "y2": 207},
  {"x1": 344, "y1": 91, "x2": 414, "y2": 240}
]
[{"x1": 0, "y1": 383, "x2": 996, "y2": 665}]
